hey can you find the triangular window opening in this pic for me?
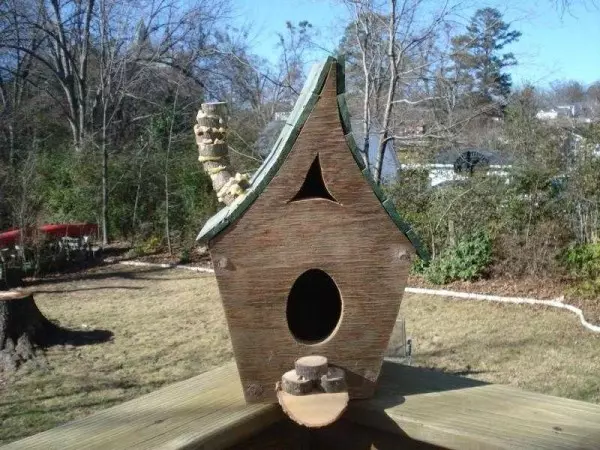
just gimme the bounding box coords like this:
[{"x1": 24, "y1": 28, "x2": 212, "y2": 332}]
[{"x1": 289, "y1": 154, "x2": 339, "y2": 203}]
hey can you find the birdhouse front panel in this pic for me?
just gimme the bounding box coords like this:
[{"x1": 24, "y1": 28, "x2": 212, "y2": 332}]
[{"x1": 206, "y1": 61, "x2": 418, "y2": 403}]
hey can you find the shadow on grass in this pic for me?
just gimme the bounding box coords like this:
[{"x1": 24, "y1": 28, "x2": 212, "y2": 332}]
[
  {"x1": 0, "y1": 376, "x2": 167, "y2": 409},
  {"x1": 30, "y1": 286, "x2": 144, "y2": 295},
  {"x1": 24, "y1": 265, "x2": 202, "y2": 287}
]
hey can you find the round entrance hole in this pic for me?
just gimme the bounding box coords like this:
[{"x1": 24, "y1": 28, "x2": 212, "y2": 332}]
[{"x1": 286, "y1": 269, "x2": 342, "y2": 344}]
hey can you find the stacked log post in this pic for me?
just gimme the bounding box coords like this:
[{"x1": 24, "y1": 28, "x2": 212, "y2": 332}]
[
  {"x1": 278, "y1": 356, "x2": 347, "y2": 396},
  {"x1": 194, "y1": 102, "x2": 249, "y2": 205},
  {"x1": 276, "y1": 355, "x2": 349, "y2": 428}
]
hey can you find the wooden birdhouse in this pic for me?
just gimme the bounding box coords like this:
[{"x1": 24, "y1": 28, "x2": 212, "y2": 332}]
[{"x1": 197, "y1": 57, "x2": 427, "y2": 427}]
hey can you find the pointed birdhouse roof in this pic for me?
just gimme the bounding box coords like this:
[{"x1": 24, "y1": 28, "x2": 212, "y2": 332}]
[{"x1": 197, "y1": 57, "x2": 427, "y2": 260}]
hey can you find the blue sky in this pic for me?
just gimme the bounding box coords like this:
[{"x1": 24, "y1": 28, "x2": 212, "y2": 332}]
[{"x1": 232, "y1": 0, "x2": 599, "y2": 87}]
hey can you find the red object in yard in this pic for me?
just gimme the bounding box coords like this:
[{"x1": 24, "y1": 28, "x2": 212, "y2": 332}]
[
  {"x1": 39, "y1": 223, "x2": 98, "y2": 239},
  {"x1": 0, "y1": 229, "x2": 21, "y2": 248}
]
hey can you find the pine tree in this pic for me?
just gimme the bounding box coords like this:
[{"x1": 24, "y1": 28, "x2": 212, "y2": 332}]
[{"x1": 451, "y1": 8, "x2": 521, "y2": 113}]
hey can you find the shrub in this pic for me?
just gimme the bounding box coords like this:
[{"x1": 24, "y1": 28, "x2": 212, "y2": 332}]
[
  {"x1": 179, "y1": 248, "x2": 192, "y2": 265},
  {"x1": 561, "y1": 243, "x2": 600, "y2": 297},
  {"x1": 410, "y1": 257, "x2": 428, "y2": 275},
  {"x1": 133, "y1": 236, "x2": 162, "y2": 256},
  {"x1": 424, "y1": 231, "x2": 492, "y2": 284},
  {"x1": 562, "y1": 243, "x2": 600, "y2": 280}
]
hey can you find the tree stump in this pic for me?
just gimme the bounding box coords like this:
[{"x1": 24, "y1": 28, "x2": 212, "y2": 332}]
[{"x1": 0, "y1": 289, "x2": 113, "y2": 373}]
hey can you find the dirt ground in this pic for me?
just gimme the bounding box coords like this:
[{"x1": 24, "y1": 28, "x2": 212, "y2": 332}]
[{"x1": 1, "y1": 264, "x2": 599, "y2": 444}]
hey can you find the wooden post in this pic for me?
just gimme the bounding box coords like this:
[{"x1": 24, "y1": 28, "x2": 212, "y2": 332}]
[{"x1": 194, "y1": 102, "x2": 249, "y2": 205}]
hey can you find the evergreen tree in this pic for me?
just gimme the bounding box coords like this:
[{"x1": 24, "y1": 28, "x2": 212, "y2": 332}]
[{"x1": 451, "y1": 8, "x2": 521, "y2": 113}]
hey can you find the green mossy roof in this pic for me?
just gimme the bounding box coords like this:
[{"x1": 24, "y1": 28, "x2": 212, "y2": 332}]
[{"x1": 197, "y1": 57, "x2": 428, "y2": 260}]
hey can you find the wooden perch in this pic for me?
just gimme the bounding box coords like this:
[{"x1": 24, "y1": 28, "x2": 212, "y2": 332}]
[
  {"x1": 194, "y1": 102, "x2": 249, "y2": 205},
  {"x1": 276, "y1": 355, "x2": 349, "y2": 428}
]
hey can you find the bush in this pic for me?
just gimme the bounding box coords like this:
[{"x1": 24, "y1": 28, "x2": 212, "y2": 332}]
[
  {"x1": 561, "y1": 243, "x2": 600, "y2": 297},
  {"x1": 179, "y1": 248, "x2": 192, "y2": 264},
  {"x1": 410, "y1": 257, "x2": 428, "y2": 275},
  {"x1": 424, "y1": 231, "x2": 492, "y2": 284},
  {"x1": 133, "y1": 236, "x2": 162, "y2": 256},
  {"x1": 562, "y1": 243, "x2": 600, "y2": 279}
]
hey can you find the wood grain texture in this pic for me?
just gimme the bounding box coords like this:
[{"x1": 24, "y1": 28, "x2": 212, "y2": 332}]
[
  {"x1": 4, "y1": 362, "x2": 600, "y2": 449},
  {"x1": 0, "y1": 362, "x2": 282, "y2": 450},
  {"x1": 346, "y1": 361, "x2": 600, "y2": 450},
  {"x1": 210, "y1": 63, "x2": 413, "y2": 403},
  {"x1": 277, "y1": 390, "x2": 349, "y2": 428}
]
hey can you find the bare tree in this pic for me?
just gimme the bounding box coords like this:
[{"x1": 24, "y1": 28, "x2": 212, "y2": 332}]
[
  {"x1": 0, "y1": 0, "x2": 97, "y2": 151},
  {"x1": 91, "y1": 0, "x2": 229, "y2": 243},
  {"x1": 341, "y1": 0, "x2": 457, "y2": 184},
  {"x1": 0, "y1": 0, "x2": 41, "y2": 165}
]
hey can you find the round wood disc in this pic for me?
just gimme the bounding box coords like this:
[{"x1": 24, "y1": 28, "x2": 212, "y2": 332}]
[
  {"x1": 294, "y1": 355, "x2": 328, "y2": 381},
  {"x1": 277, "y1": 389, "x2": 349, "y2": 428},
  {"x1": 281, "y1": 369, "x2": 313, "y2": 395}
]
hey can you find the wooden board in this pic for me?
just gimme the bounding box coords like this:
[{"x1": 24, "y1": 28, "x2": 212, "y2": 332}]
[
  {"x1": 0, "y1": 362, "x2": 282, "y2": 450},
  {"x1": 226, "y1": 419, "x2": 442, "y2": 449},
  {"x1": 345, "y1": 360, "x2": 600, "y2": 450},
  {"x1": 4, "y1": 362, "x2": 600, "y2": 449},
  {"x1": 210, "y1": 63, "x2": 413, "y2": 403}
]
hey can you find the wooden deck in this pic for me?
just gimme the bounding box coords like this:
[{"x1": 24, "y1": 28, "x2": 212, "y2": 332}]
[{"x1": 2, "y1": 361, "x2": 600, "y2": 449}]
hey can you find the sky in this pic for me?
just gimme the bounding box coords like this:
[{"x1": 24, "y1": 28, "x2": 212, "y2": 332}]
[{"x1": 232, "y1": 0, "x2": 600, "y2": 87}]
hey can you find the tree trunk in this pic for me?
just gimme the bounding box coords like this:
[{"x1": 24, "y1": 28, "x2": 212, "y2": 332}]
[
  {"x1": 0, "y1": 290, "x2": 112, "y2": 373},
  {"x1": 131, "y1": 147, "x2": 148, "y2": 247},
  {"x1": 164, "y1": 91, "x2": 178, "y2": 256},
  {"x1": 101, "y1": 108, "x2": 109, "y2": 246},
  {"x1": 374, "y1": 0, "x2": 399, "y2": 185}
]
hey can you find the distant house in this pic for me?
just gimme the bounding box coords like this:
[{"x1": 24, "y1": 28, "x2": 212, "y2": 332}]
[
  {"x1": 351, "y1": 121, "x2": 400, "y2": 184},
  {"x1": 536, "y1": 105, "x2": 582, "y2": 120},
  {"x1": 536, "y1": 109, "x2": 558, "y2": 120},
  {"x1": 556, "y1": 105, "x2": 576, "y2": 118},
  {"x1": 401, "y1": 148, "x2": 513, "y2": 187}
]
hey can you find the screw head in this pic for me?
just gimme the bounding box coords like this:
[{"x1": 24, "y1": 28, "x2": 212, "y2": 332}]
[{"x1": 217, "y1": 257, "x2": 228, "y2": 269}]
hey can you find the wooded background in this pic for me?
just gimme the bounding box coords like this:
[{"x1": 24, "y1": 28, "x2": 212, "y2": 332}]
[{"x1": 1, "y1": 0, "x2": 600, "y2": 294}]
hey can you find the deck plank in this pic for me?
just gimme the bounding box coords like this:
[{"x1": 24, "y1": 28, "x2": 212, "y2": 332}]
[
  {"x1": 3, "y1": 361, "x2": 600, "y2": 449},
  {"x1": 346, "y1": 361, "x2": 600, "y2": 450},
  {"x1": 1, "y1": 363, "x2": 282, "y2": 450}
]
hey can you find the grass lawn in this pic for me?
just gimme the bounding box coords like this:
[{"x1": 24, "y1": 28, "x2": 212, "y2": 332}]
[{"x1": 1, "y1": 264, "x2": 599, "y2": 444}]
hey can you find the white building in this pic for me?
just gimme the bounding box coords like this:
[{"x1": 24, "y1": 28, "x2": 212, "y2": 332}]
[{"x1": 536, "y1": 109, "x2": 558, "y2": 120}]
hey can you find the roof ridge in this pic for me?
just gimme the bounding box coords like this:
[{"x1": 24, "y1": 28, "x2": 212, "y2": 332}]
[{"x1": 197, "y1": 57, "x2": 429, "y2": 261}]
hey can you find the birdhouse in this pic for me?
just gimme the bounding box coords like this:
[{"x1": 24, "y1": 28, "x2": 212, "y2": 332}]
[{"x1": 197, "y1": 57, "x2": 426, "y2": 427}]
